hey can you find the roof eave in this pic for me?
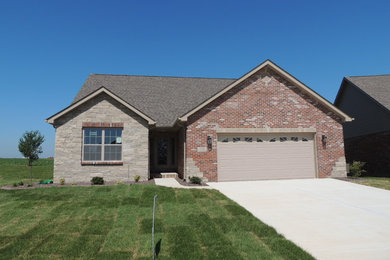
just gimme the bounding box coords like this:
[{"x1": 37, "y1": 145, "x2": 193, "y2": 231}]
[{"x1": 334, "y1": 77, "x2": 348, "y2": 107}]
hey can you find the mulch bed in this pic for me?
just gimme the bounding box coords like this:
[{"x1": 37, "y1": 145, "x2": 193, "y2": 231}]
[
  {"x1": 1, "y1": 179, "x2": 155, "y2": 190},
  {"x1": 175, "y1": 178, "x2": 209, "y2": 187}
]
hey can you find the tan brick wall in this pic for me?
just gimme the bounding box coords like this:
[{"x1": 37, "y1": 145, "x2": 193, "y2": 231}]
[
  {"x1": 186, "y1": 67, "x2": 346, "y2": 181},
  {"x1": 53, "y1": 93, "x2": 149, "y2": 183}
]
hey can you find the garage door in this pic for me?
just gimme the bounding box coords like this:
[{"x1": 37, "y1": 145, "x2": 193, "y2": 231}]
[{"x1": 217, "y1": 133, "x2": 316, "y2": 181}]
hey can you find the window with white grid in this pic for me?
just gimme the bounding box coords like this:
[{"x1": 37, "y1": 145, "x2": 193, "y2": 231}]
[{"x1": 83, "y1": 128, "x2": 122, "y2": 161}]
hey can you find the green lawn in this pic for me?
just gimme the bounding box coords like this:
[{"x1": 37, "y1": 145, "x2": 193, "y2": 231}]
[
  {"x1": 0, "y1": 185, "x2": 314, "y2": 259},
  {"x1": 349, "y1": 177, "x2": 390, "y2": 191},
  {"x1": 0, "y1": 158, "x2": 53, "y2": 186},
  {"x1": 0, "y1": 158, "x2": 313, "y2": 259}
]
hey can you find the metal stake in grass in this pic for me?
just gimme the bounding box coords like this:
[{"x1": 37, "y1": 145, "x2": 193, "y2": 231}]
[{"x1": 152, "y1": 194, "x2": 158, "y2": 259}]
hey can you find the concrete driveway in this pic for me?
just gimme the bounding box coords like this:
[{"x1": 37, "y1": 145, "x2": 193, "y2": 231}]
[{"x1": 208, "y1": 178, "x2": 390, "y2": 260}]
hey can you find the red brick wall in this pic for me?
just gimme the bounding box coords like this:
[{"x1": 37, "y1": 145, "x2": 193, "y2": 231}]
[{"x1": 186, "y1": 67, "x2": 346, "y2": 181}]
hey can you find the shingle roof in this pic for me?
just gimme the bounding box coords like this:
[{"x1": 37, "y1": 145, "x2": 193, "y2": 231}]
[
  {"x1": 73, "y1": 74, "x2": 236, "y2": 127},
  {"x1": 346, "y1": 75, "x2": 390, "y2": 111}
]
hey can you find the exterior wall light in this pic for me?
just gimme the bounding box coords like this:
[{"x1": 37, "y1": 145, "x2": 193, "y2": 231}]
[
  {"x1": 207, "y1": 136, "x2": 212, "y2": 150},
  {"x1": 321, "y1": 135, "x2": 327, "y2": 144}
]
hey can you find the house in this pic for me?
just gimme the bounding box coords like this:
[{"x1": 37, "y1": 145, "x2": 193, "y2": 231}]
[
  {"x1": 334, "y1": 75, "x2": 390, "y2": 177},
  {"x1": 46, "y1": 60, "x2": 352, "y2": 183}
]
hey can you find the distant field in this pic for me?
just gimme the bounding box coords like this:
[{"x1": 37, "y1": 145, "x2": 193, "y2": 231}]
[
  {"x1": 0, "y1": 158, "x2": 53, "y2": 186},
  {"x1": 0, "y1": 158, "x2": 53, "y2": 166}
]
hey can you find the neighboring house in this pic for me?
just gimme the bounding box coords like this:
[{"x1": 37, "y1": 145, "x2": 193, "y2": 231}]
[
  {"x1": 334, "y1": 75, "x2": 390, "y2": 177},
  {"x1": 46, "y1": 60, "x2": 352, "y2": 183}
]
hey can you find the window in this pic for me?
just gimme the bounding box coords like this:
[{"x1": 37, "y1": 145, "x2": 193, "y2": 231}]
[
  {"x1": 222, "y1": 138, "x2": 229, "y2": 143},
  {"x1": 302, "y1": 137, "x2": 308, "y2": 142},
  {"x1": 291, "y1": 137, "x2": 299, "y2": 142},
  {"x1": 256, "y1": 138, "x2": 263, "y2": 142},
  {"x1": 245, "y1": 137, "x2": 253, "y2": 142},
  {"x1": 280, "y1": 137, "x2": 287, "y2": 142},
  {"x1": 233, "y1": 137, "x2": 241, "y2": 142},
  {"x1": 83, "y1": 128, "x2": 122, "y2": 161},
  {"x1": 269, "y1": 138, "x2": 276, "y2": 142}
]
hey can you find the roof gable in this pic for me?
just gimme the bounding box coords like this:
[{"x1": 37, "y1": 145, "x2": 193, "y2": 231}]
[
  {"x1": 336, "y1": 75, "x2": 390, "y2": 112},
  {"x1": 179, "y1": 60, "x2": 353, "y2": 123},
  {"x1": 46, "y1": 87, "x2": 156, "y2": 125}
]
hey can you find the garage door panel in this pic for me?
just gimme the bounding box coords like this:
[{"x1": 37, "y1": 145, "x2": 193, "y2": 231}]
[
  {"x1": 217, "y1": 133, "x2": 316, "y2": 181},
  {"x1": 219, "y1": 162, "x2": 315, "y2": 170},
  {"x1": 218, "y1": 151, "x2": 314, "y2": 158},
  {"x1": 219, "y1": 161, "x2": 314, "y2": 171}
]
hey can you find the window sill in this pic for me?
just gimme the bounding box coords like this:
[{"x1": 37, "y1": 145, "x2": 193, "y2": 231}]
[{"x1": 81, "y1": 161, "x2": 123, "y2": 166}]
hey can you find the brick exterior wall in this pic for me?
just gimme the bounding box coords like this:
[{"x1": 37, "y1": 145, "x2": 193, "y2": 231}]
[
  {"x1": 53, "y1": 93, "x2": 149, "y2": 183},
  {"x1": 186, "y1": 67, "x2": 347, "y2": 181},
  {"x1": 345, "y1": 131, "x2": 390, "y2": 177}
]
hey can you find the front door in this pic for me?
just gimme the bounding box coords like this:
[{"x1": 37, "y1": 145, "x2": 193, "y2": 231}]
[{"x1": 150, "y1": 133, "x2": 177, "y2": 172}]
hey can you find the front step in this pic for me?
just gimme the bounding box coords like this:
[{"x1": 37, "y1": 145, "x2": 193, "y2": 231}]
[{"x1": 160, "y1": 172, "x2": 178, "y2": 179}]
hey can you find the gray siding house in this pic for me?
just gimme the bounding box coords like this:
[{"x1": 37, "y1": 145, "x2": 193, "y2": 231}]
[{"x1": 335, "y1": 75, "x2": 390, "y2": 176}]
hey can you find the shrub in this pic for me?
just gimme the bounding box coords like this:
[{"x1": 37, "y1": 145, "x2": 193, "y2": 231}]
[
  {"x1": 349, "y1": 161, "x2": 367, "y2": 178},
  {"x1": 91, "y1": 177, "x2": 104, "y2": 185},
  {"x1": 189, "y1": 176, "x2": 202, "y2": 185},
  {"x1": 60, "y1": 178, "x2": 65, "y2": 185},
  {"x1": 71, "y1": 182, "x2": 77, "y2": 186},
  {"x1": 18, "y1": 181, "x2": 24, "y2": 186},
  {"x1": 134, "y1": 175, "x2": 141, "y2": 183},
  {"x1": 117, "y1": 180, "x2": 123, "y2": 185},
  {"x1": 39, "y1": 179, "x2": 44, "y2": 184},
  {"x1": 13, "y1": 183, "x2": 17, "y2": 187}
]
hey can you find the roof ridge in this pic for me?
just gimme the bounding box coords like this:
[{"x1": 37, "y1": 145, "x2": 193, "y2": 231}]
[
  {"x1": 90, "y1": 73, "x2": 236, "y2": 80},
  {"x1": 347, "y1": 74, "x2": 390, "y2": 78}
]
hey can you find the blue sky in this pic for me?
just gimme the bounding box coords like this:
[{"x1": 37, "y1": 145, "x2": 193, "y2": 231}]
[{"x1": 0, "y1": 0, "x2": 389, "y2": 158}]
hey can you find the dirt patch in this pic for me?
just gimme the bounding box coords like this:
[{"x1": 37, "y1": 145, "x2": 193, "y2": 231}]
[{"x1": 1, "y1": 179, "x2": 155, "y2": 190}]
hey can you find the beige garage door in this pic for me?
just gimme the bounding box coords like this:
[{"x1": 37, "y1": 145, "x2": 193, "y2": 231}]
[{"x1": 217, "y1": 133, "x2": 316, "y2": 181}]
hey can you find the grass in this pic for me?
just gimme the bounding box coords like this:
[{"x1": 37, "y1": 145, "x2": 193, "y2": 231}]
[
  {"x1": 0, "y1": 158, "x2": 53, "y2": 186},
  {"x1": 0, "y1": 158, "x2": 313, "y2": 259},
  {"x1": 0, "y1": 185, "x2": 313, "y2": 259},
  {"x1": 348, "y1": 177, "x2": 390, "y2": 190}
]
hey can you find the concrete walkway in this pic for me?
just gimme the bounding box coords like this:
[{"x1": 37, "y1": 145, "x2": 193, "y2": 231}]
[
  {"x1": 208, "y1": 178, "x2": 390, "y2": 260},
  {"x1": 154, "y1": 178, "x2": 212, "y2": 189}
]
